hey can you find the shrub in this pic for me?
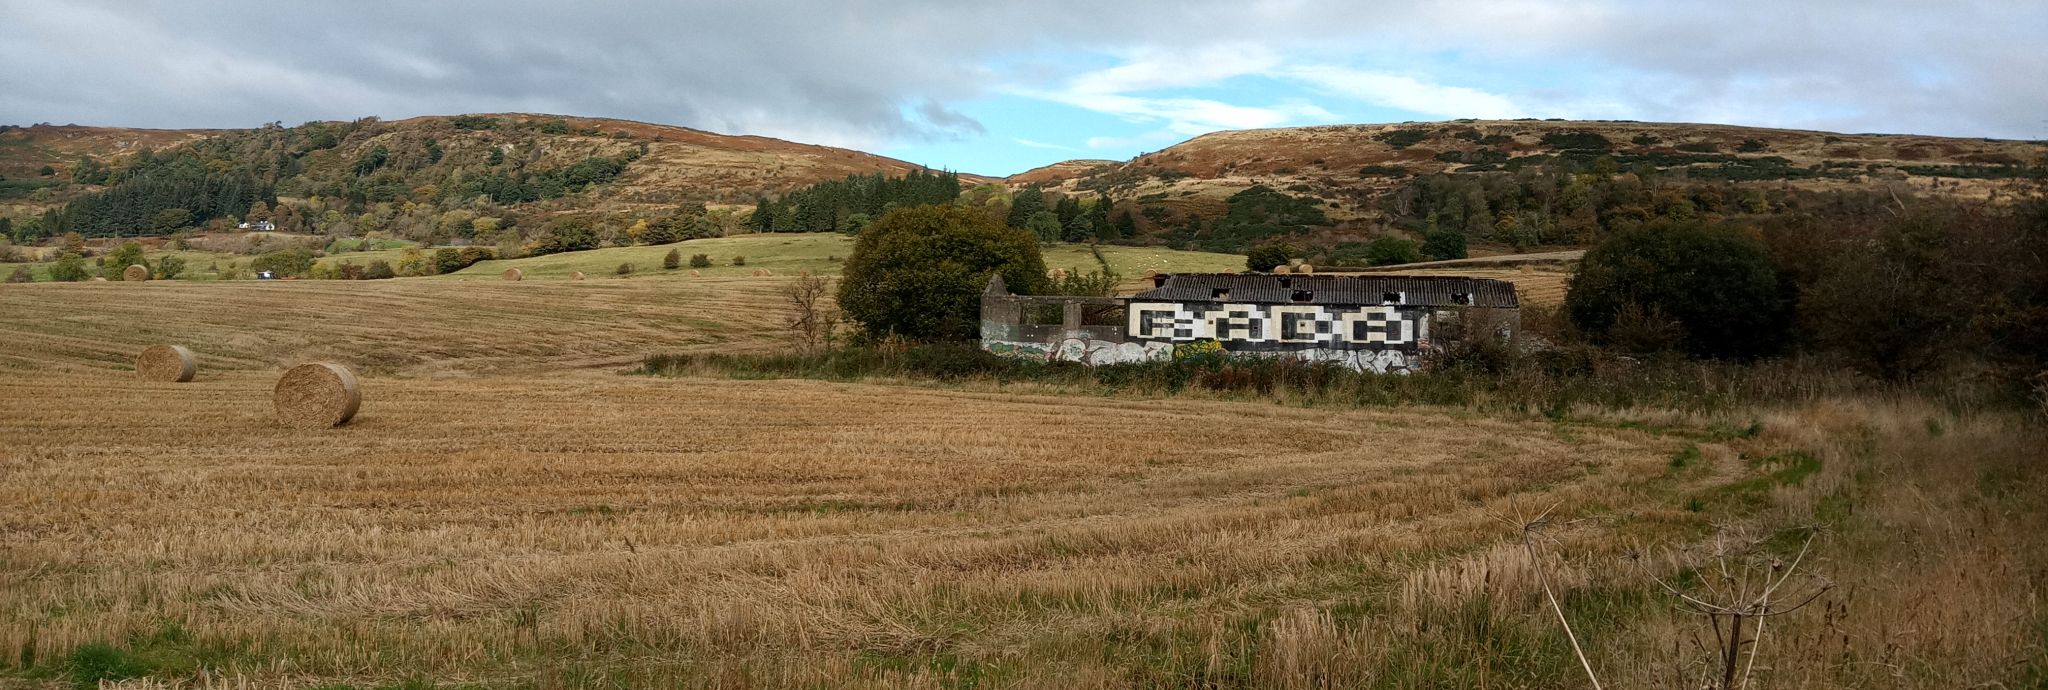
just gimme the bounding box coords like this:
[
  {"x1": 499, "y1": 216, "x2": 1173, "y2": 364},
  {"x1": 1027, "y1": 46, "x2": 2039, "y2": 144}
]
[
  {"x1": 1566, "y1": 219, "x2": 1789, "y2": 359},
  {"x1": 616, "y1": 262, "x2": 634, "y2": 275},
  {"x1": 48, "y1": 253, "x2": 90, "y2": 282},
  {"x1": 433, "y1": 247, "x2": 494, "y2": 274},
  {"x1": 251, "y1": 248, "x2": 317, "y2": 277},
  {"x1": 363, "y1": 260, "x2": 396, "y2": 280},
  {"x1": 529, "y1": 217, "x2": 599, "y2": 256},
  {"x1": 663, "y1": 248, "x2": 681, "y2": 270},
  {"x1": 1364, "y1": 236, "x2": 1423, "y2": 266},
  {"x1": 6, "y1": 265, "x2": 30, "y2": 283},
  {"x1": 1373, "y1": 130, "x2": 1429, "y2": 149},
  {"x1": 837, "y1": 204, "x2": 1048, "y2": 340},
  {"x1": 689, "y1": 253, "x2": 711, "y2": 268},
  {"x1": 1421, "y1": 228, "x2": 1468, "y2": 261},
  {"x1": 1245, "y1": 243, "x2": 1294, "y2": 272},
  {"x1": 731, "y1": 255, "x2": 746, "y2": 266},
  {"x1": 154, "y1": 255, "x2": 186, "y2": 280}
]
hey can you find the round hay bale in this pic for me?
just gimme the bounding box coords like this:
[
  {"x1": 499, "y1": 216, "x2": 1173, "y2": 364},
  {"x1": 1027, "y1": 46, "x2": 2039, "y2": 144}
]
[
  {"x1": 123, "y1": 264, "x2": 150, "y2": 281},
  {"x1": 1143, "y1": 269, "x2": 1159, "y2": 279},
  {"x1": 90, "y1": 276, "x2": 108, "y2": 282},
  {"x1": 752, "y1": 268, "x2": 768, "y2": 277},
  {"x1": 501, "y1": 268, "x2": 523, "y2": 281},
  {"x1": 1296, "y1": 263, "x2": 1315, "y2": 274},
  {"x1": 1271, "y1": 264, "x2": 1293, "y2": 274},
  {"x1": 688, "y1": 269, "x2": 701, "y2": 277},
  {"x1": 571, "y1": 271, "x2": 586, "y2": 281},
  {"x1": 135, "y1": 345, "x2": 196, "y2": 382},
  {"x1": 273, "y1": 363, "x2": 361, "y2": 429}
]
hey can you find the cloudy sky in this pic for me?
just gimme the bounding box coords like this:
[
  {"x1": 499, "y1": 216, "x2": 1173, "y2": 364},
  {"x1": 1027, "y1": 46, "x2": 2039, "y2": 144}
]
[{"x1": 3, "y1": 1, "x2": 2043, "y2": 176}]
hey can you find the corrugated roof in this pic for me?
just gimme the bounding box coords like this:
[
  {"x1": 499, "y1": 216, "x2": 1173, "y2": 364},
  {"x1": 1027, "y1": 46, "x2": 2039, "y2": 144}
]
[{"x1": 1133, "y1": 274, "x2": 1520, "y2": 308}]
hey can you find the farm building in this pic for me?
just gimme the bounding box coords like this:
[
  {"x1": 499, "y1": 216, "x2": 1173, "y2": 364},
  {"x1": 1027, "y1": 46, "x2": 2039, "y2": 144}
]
[{"x1": 981, "y1": 273, "x2": 1520, "y2": 373}]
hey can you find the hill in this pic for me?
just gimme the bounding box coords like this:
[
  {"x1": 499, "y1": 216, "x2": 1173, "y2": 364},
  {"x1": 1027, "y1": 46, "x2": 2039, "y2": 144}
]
[
  {"x1": 0, "y1": 113, "x2": 973, "y2": 233},
  {"x1": 1011, "y1": 120, "x2": 2048, "y2": 253}
]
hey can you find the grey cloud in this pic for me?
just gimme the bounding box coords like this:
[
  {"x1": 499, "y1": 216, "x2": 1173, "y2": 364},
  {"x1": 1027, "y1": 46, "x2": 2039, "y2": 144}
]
[{"x1": 0, "y1": 0, "x2": 2042, "y2": 150}]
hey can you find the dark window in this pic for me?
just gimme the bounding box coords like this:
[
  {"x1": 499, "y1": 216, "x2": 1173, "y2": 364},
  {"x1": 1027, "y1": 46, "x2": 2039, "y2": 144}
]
[
  {"x1": 1291, "y1": 290, "x2": 1314, "y2": 302},
  {"x1": 1212, "y1": 288, "x2": 1231, "y2": 300},
  {"x1": 1452, "y1": 292, "x2": 1472, "y2": 305},
  {"x1": 1382, "y1": 292, "x2": 1403, "y2": 304}
]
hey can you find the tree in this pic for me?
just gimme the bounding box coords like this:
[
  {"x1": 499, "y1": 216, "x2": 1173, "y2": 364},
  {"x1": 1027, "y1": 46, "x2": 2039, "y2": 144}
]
[
  {"x1": 251, "y1": 247, "x2": 318, "y2": 277},
  {"x1": 155, "y1": 255, "x2": 187, "y2": 280},
  {"x1": 363, "y1": 260, "x2": 396, "y2": 279},
  {"x1": 1005, "y1": 189, "x2": 1044, "y2": 229},
  {"x1": 1062, "y1": 216, "x2": 1094, "y2": 243},
  {"x1": 1364, "y1": 236, "x2": 1423, "y2": 266},
  {"x1": 837, "y1": 205, "x2": 1048, "y2": 340},
  {"x1": 1422, "y1": 228, "x2": 1468, "y2": 261},
  {"x1": 37, "y1": 165, "x2": 54, "y2": 177},
  {"x1": 49, "y1": 253, "x2": 90, "y2": 282},
  {"x1": 1246, "y1": 243, "x2": 1295, "y2": 272},
  {"x1": 1565, "y1": 219, "x2": 1789, "y2": 359},
  {"x1": 689, "y1": 254, "x2": 711, "y2": 268},
  {"x1": 531, "y1": 218, "x2": 599, "y2": 255},
  {"x1": 1111, "y1": 209, "x2": 1138, "y2": 240},
  {"x1": 1025, "y1": 211, "x2": 1062, "y2": 245},
  {"x1": 103, "y1": 242, "x2": 148, "y2": 276},
  {"x1": 150, "y1": 208, "x2": 194, "y2": 233},
  {"x1": 663, "y1": 248, "x2": 682, "y2": 270}
]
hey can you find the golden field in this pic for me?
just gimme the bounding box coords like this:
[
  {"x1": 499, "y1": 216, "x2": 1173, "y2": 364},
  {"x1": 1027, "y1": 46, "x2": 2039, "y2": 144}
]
[{"x1": 1, "y1": 279, "x2": 2042, "y2": 688}]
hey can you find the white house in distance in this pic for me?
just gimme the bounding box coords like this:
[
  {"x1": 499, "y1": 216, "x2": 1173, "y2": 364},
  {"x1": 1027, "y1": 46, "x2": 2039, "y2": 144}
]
[{"x1": 237, "y1": 220, "x2": 276, "y2": 231}]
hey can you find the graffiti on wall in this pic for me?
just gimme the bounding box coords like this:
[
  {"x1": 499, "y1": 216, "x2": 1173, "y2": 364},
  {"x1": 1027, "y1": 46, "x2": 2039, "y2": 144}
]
[
  {"x1": 1127, "y1": 302, "x2": 1429, "y2": 351},
  {"x1": 985, "y1": 339, "x2": 1172, "y2": 365}
]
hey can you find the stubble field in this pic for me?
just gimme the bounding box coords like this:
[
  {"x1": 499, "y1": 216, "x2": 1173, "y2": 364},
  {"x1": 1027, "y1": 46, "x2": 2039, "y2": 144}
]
[{"x1": 2, "y1": 279, "x2": 2041, "y2": 689}]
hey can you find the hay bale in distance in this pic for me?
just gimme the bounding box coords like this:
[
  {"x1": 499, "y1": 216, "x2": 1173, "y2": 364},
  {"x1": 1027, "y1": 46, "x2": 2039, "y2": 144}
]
[
  {"x1": 571, "y1": 271, "x2": 586, "y2": 281},
  {"x1": 135, "y1": 345, "x2": 196, "y2": 382},
  {"x1": 89, "y1": 276, "x2": 108, "y2": 282},
  {"x1": 1296, "y1": 263, "x2": 1315, "y2": 274},
  {"x1": 688, "y1": 269, "x2": 701, "y2": 277},
  {"x1": 751, "y1": 268, "x2": 768, "y2": 277},
  {"x1": 1271, "y1": 264, "x2": 1293, "y2": 274},
  {"x1": 123, "y1": 264, "x2": 150, "y2": 281},
  {"x1": 501, "y1": 268, "x2": 523, "y2": 281},
  {"x1": 1143, "y1": 269, "x2": 1159, "y2": 279},
  {"x1": 274, "y1": 363, "x2": 361, "y2": 429}
]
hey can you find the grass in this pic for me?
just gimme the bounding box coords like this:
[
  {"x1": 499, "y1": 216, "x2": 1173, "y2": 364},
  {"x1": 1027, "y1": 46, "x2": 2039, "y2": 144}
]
[
  {"x1": 446, "y1": 234, "x2": 1248, "y2": 281},
  {"x1": 0, "y1": 277, "x2": 2042, "y2": 688}
]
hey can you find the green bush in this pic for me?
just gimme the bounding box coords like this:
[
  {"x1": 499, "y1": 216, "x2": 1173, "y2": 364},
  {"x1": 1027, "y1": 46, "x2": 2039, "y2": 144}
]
[
  {"x1": 1364, "y1": 236, "x2": 1424, "y2": 266},
  {"x1": 432, "y1": 247, "x2": 495, "y2": 274},
  {"x1": 1245, "y1": 243, "x2": 1294, "y2": 272},
  {"x1": 731, "y1": 255, "x2": 745, "y2": 266},
  {"x1": 616, "y1": 262, "x2": 634, "y2": 275},
  {"x1": 154, "y1": 255, "x2": 186, "y2": 280},
  {"x1": 663, "y1": 248, "x2": 681, "y2": 270},
  {"x1": 837, "y1": 205, "x2": 1048, "y2": 340},
  {"x1": 529, "y1": 218, "x2": 599, "y2": 256},
  {"x1": 688, "y1": 253, "x2": 711, "y2": 268},
  {"x1": 7, "y1": 265, "x2": 31, "y2": 283},
  {"x1": 1566, "y1": 219, "x2": 1789, "y2": 359},
  {"x1": 363, "y1": 260, "x2": 396, "y2": 280},
  {"x1": 1421, "y1": 228, "x2": 1467, "y2": 261},
  {"x1": 250, "y1": 248, "x2": 316, "y2": 277},
  {"x1": 48, "y1": 253, "x2": 90, "y2": 282}
]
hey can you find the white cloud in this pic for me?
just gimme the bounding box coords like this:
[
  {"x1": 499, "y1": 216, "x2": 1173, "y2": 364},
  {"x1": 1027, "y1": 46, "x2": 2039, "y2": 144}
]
[
  {"x1": 1013, "y1": 138, "x2": 1081, "y2": 152},
  {"x1": 1279, "y1": 66, "x2": 1523, "y2": 119}
]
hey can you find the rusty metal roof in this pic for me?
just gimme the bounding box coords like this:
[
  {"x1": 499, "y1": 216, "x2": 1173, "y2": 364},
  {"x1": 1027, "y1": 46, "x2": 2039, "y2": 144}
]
[{"x1": 1133, "y1": 274, "x2": 1520, "y2": 308}]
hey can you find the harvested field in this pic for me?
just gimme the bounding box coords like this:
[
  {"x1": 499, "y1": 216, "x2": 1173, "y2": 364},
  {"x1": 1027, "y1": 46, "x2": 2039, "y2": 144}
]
[
  {"x1": 0, "y1": 278, "x2": 793, "y2": 376},
  {"x1": 0, "y1": 279, "x2": 2040, "y2": 689}
]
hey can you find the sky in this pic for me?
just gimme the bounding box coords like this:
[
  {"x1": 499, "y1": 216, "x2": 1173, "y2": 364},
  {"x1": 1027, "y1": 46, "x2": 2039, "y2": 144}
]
[{"x1": 2, "y1": 1, "x2": 2043, "y2": 177}]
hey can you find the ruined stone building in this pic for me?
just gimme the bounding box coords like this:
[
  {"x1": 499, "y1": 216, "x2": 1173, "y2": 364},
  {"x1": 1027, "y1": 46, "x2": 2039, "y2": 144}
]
[{"x1": 981, "y1": 273, "x2": 1520, "y2": 373}]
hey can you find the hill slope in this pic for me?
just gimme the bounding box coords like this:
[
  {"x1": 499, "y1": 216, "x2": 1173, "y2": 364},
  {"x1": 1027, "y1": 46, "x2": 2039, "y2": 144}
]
[
  {"x1": 0, "y1": 113, "x2": 971, "y2": 225},
  {"x1": 1014, "y1": 120, "x2": 2047, "y2": 246}
]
